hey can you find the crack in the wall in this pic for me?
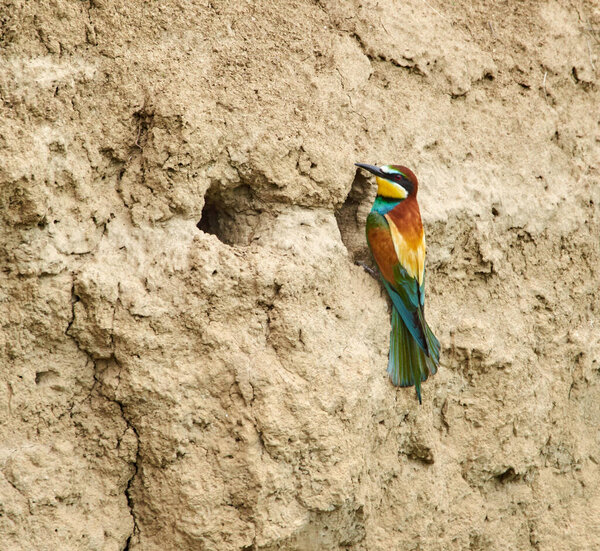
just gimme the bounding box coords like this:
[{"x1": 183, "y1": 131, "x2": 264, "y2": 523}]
[
  {"x1": 116, "y1": 390, "x2": 140, "y2": 551},
  {"x1": 87, "y1": 358, "x2": 141, "y2": 549},
  {"x1": 65, "y1": 281, "x2": 80, "y2": 339},
  {"x1": 95, "y1": 364, "x2": 141, "y2": 549},
  {"x1": 65, "y1": 279, "x2": 141, "y2": 549}
]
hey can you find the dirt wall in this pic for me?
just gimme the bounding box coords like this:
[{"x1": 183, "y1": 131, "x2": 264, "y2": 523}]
[{"x1": 1, "y1": 1, "x2": 599, "y2": 549}]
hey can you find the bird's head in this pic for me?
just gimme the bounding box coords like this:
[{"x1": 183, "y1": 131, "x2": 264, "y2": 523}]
[{"x1": 355, "y1": 163, "x2": 418, "y2": 199}]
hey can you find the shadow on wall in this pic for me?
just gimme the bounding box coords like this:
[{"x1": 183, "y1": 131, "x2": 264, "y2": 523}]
[
  {"x1": 196, "y1": 193, "x2": 232, "y2": 244},
  {"x1": 335, "y1": 169, "x2": 376, "y2": 267}
]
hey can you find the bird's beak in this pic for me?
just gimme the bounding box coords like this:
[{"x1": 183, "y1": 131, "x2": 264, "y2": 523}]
[{"x1": 355, "y1": 163, "x2": 384, "y2": 178}]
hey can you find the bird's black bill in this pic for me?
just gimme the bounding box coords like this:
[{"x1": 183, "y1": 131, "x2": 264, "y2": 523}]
[{"x1": 355, "y1": 163, "x2": 383, "y2": 178}]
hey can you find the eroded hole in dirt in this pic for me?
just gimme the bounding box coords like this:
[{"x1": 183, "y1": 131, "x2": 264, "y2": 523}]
[
  {"x1": 35, "y1": 370, "x2": 60, "y2": 387},
  {"x1": 196, "y1": 195, "x2": 240, "y2": 245},
  {"x1": 495, "y1": 467, "x2": 518, "y2": 484},
  {"x1": 197, "y1": 195, "x2": 223, "y2": 239},
  {"x1": 197, "y1": 184, "x2": 259, "y2": 246},
  {"x1": 335, "y1": 170, "x2": 376, "y2": 266}
]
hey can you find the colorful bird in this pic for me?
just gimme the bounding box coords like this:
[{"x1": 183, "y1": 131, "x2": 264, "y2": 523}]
[{"x1": 355, "y1": 163, "x2": 440, "y2": 403}]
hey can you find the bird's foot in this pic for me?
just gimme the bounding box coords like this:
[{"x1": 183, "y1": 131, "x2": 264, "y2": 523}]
[{"x1": 355, "y1": 261, "x2": 379, "y2": 280}]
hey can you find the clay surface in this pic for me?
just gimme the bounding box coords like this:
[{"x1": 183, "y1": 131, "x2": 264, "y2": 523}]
[{"x1": 1, "y1": 1, "x2": 599, "y2": 549}]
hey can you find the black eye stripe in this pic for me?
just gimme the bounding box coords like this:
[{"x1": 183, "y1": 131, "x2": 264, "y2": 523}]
[
  {"x1": 379, "y1": 167, "x2": 413, "y2": 193},
  {"x1": 387, "y1": 172, "x2": 407, "y2": 181}
]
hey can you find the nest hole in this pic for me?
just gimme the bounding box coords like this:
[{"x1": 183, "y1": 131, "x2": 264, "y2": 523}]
[
  {"x1": 197, "y1": 195, "x2": 220, "y2": 236},
  {"x1": 335, "y1": 170, "x2": 376, "y2": 265},
  {"x1": 197, "y1": 185, "x2": 257, "y2": 246},
  {"x1": 196, "y1": 195, "x2": 237, "y2": 245}
]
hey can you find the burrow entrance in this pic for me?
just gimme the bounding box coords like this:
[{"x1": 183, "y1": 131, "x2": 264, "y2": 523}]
[
  {"x1": 334, "y1": 169, "x2": 377, "y2": 266},
  {"x1": 196, "y1": 183, "x2": 263, "y2": 246}
]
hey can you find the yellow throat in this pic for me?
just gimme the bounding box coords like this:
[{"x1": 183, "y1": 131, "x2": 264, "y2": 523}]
[{"x1": 376, "y1": 176, "x2": 408, "y2": 200}]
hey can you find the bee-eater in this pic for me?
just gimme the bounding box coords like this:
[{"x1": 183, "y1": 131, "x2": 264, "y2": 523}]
[{"x1": 355, "y1": 163, "x2": 440, "y2": 403}]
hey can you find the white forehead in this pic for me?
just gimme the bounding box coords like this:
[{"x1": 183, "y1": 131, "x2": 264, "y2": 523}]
[{"x1": 380, "y1": 165, "x2": 402, "y2": 175}]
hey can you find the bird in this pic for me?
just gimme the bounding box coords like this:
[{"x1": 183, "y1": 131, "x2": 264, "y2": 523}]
[{"x1": 355, "y1": 163, "x2": 440, "y2": 403}]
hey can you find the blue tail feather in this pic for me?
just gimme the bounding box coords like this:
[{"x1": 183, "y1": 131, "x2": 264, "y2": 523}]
[
  {"x1": 387, "y1": 306, "x2": 440, "y2": 404},
  {"x1": 382, "y1": 280, "x2": 429, "y2": 353}
]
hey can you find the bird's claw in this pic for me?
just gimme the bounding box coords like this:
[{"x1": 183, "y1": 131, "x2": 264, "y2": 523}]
[{"x1": 355, "y1": 261, "x2": 379, "y2": 280}]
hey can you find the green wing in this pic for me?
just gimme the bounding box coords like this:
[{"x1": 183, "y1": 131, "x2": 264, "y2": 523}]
[{"x1": 384, "y1": 263, "x2": 429, "y2": 355}]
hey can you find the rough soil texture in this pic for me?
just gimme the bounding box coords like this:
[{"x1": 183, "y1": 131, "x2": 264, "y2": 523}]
[{"x1": 1, "y1": 1, "x2": 600, "y2": 549}]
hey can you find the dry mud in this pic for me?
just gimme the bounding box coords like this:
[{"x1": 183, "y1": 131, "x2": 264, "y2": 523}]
[{"x1": 1, "y1": 1, "x2": 600, "y2": 549}]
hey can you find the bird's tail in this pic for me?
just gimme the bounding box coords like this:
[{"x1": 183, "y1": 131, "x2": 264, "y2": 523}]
[{"x1": 387, "y1": 307, "x2": 440, "y2": 404}]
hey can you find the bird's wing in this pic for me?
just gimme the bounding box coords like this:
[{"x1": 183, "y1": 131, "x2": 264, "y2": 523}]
[{"x1": 366, "y1": 212, "x2": 429, "y2": 354}]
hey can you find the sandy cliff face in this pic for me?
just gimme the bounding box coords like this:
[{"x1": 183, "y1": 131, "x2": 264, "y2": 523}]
[{"x1": 1, "y1": 1, "x2": 599, "y2": 549}]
